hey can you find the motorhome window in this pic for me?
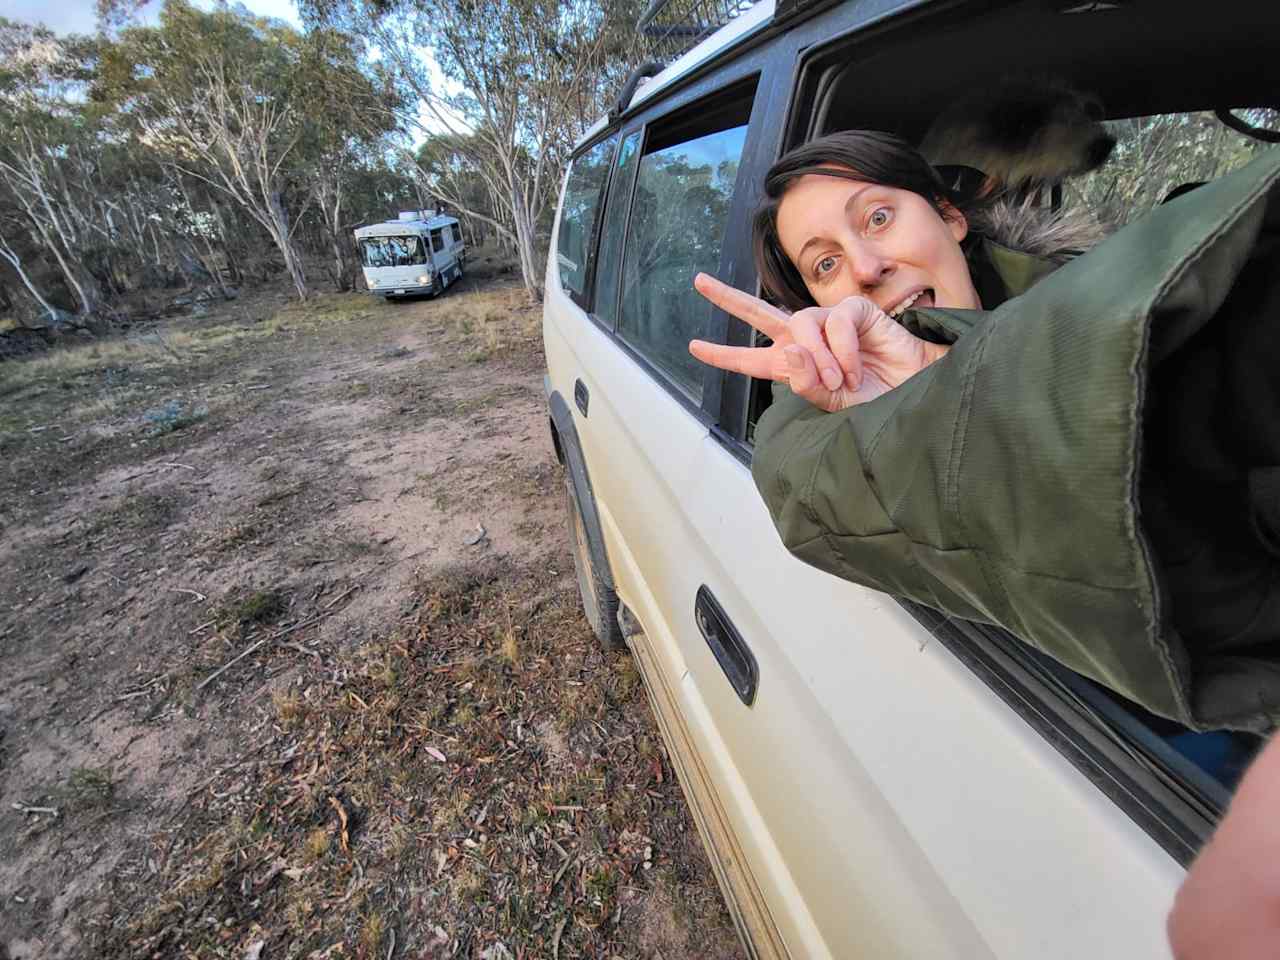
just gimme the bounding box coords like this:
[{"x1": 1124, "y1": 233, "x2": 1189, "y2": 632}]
[
  {"x1": 430, "y1": 229, "x2": 444, "y2": 253},
  {"x1": 451, "y1": 223, "x2": 462, "y2": 243},
  {"x1": 359, "y1": 236, "x2": 427, "y2": 268},
  {"x1": 617, "y1": 117, "x2": 749, "y2": 402},
  {"x1": 591, "y1": 130, "x2": 641, "y2": 330},
  {"x1": 557, "y1": 134, "x2": 617, "y2": 305}
]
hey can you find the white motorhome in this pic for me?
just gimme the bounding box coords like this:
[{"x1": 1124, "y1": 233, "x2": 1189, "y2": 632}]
[{"x1": 354, "y1": 210, "x2": 466, "y2": 300}]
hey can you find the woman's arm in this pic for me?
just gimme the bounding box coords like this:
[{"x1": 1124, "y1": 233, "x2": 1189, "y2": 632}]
[{"x1": 1168, "y1": 734, "x2": 1280, "y2": 958}]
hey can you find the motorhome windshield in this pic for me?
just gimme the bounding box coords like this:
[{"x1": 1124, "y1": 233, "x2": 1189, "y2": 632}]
[{"x1": 359, "y1": 235, "x2": 428, "y2": 268}]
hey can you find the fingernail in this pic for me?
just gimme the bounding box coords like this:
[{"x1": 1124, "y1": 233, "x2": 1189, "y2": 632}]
[
  {"x1": 784, "y1": 347, "x2": 805, "y2": 370},
  {"x1": 822, "y1": 367, "x2": 842, "y2": 391}
]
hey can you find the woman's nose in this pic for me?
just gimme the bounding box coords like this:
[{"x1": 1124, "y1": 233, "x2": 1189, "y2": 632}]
[{"x1": 850, "y1": 250, "x2": 892, "y2": 291}]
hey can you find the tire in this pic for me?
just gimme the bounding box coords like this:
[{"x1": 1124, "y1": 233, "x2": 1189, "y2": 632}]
[{"x1": 564, "y1": 470, "x2": 625, "y2": 651}]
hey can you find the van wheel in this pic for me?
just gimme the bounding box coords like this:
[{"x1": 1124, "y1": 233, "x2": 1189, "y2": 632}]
[{"x1": 564, "y1": 472, "x2": 625, "y2": 652}]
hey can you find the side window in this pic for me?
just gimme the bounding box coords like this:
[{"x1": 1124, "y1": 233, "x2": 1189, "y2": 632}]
[
  {"x1": 557, "y1": 135, "x2": 617, "y2": 304},
  {"x1": 1070, "y1": 109, "x2": 1279, "y2": 226},
  {"x1": 592, "y1": 130, "x2": 642, "y2": 329},
  {"x1": 430, "y1": 229, "x2": 443, "y2": 253},
  {"x1": 617, "y1": 111, "x2": 749, "y2": 402},
  {"x1": 451, "y1": 223, "x2": 462, "y2": 244}
]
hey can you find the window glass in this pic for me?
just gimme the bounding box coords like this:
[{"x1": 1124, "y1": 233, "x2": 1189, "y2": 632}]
[
  {"x1": 451, "y1": 223, "x2": 462, "y2": 243},
  {"x1": 359, "y1": 236, "x2": 427, "y2": 267},
  {"x1": 1070, "y1": 109, "x2": 1279, "y2": 226},
  {"x1": 618, "y1": 123, "x2": 747, "y2": 401},
  {"x1": 430, "y1": 229, "x2": 444, "y2": 253},
  {"x1": 557, "y1": 135, "x2": 616, "y2": 301},
  {"x1": 593, "y1": 130, "x2": 641, "y2": 329}
]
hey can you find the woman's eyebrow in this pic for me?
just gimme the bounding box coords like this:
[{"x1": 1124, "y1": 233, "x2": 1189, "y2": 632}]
[{"x1": 795, "y1": 184, "x2": 874, "y2": 264}]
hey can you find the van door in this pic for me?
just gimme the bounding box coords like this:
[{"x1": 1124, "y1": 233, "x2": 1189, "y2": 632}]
[{"x1": 428, "y1": 228, "x2": 445, "y2": 278}]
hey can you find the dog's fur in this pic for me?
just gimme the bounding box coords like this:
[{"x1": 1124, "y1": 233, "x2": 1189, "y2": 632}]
[{"x1": 919, "y1": 77, "x2": 1116, "y2": 198}]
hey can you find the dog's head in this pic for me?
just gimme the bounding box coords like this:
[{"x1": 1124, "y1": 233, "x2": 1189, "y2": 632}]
[{"x1": 920, "y1": 78, "x2": 1116, "y2": 194}]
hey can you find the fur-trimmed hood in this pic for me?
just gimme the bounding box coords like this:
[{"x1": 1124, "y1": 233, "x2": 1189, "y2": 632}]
[
  {"x1": 975, "y1": 195, "x2": 1110, "y2": 264},
  {"x1": 964, "y1": 196, "x2": 1111, "y2": 306}
]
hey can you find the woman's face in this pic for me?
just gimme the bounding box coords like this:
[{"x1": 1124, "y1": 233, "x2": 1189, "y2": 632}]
[{"x1": 775, "y1": 169, "x2": 982, "y2": 313}]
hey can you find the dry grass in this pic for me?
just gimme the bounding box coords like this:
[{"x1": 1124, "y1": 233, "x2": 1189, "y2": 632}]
[
  {"x1": 91, "y1": 559, "x2": 740, "y2": 959},
  {"x1": 448, "y1": 285, "x2": 542, "y2": 364}
]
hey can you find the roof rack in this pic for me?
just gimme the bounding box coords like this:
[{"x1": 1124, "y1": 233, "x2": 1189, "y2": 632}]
[{"x1": 636, "y1": 0, "x2": 758, "y2": 61}]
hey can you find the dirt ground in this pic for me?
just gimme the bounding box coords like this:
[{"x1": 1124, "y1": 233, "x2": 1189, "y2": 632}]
[{"x1": 0, "y1": 257, "x2": 743, "y2": 959}]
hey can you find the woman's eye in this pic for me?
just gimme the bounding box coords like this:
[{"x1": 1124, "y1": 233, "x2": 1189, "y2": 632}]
[
  {"x1": 868, "y1": 207, "x2": 892, "y2": 229},
  {"x1": 815, "y1": 255, "x2": 837, "y2": 277}
]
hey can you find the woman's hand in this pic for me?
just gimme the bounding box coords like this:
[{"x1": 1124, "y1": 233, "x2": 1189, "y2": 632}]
[{"x1": 688, "y1": 273, "x2": 950, "y2": 412}]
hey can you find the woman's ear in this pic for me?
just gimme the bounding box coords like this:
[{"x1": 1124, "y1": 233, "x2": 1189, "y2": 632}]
[{"x1": 939, "y1": 201, "x2": 969, "y2": 243}]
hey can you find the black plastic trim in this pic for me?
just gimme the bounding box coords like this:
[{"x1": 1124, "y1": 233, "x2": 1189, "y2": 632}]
[
  {"x1": 696, "y1": 585, "x2": 759, "y2": 706},
  {"x1": 610, "y1": 61, "x2": 667, "y2": 123},
  {"x1": 589, "y1": 124, "x2": 645, "y2": 329},
  {"x1": 561, "y1": 132, "x2": 621, "y2": 314},
  {"x1": 547, "y1": 388, "x2": 616, "y2": 594}
]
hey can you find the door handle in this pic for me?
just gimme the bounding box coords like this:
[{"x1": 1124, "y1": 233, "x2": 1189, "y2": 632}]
[
  {"x1": 695, "y1": 586, "x2": 758, "y2": 706},
  {"x1": 574, "y1": 379, "x2": 590, "y2": 417}
]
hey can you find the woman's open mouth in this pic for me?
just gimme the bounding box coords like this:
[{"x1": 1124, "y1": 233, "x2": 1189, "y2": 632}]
[{"x1": 887, "y1": 289, "x2": 933, "y2": 319}]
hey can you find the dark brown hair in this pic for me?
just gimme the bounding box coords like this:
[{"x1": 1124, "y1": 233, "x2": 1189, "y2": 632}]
[{"x1": 753, "y1": 130, "x2": 976, "y2": 311}]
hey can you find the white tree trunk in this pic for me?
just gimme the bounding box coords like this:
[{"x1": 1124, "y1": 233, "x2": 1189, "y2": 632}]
[
  {"x1": 0, "y1": 234, "x2": 61, "y2": 327},
  {"x1": 267, "y1": 190, "x2": 309, "y2": 300}
]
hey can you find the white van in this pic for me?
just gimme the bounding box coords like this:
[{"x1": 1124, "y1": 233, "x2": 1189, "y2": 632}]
[
  {"x1": 355, "y1": 210, "x2": 466, "y2": 300},
  {"x1": 543, "y1": 0, "x2": 1275, "y2": 957}
]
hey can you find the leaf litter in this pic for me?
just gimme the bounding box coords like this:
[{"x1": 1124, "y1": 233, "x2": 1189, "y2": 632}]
[{"x1": 91, "y1": 558, "x2": 743, "y2": 959}]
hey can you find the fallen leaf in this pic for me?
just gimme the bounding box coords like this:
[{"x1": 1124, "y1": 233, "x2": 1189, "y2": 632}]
[
  {"x1": 328, "y1": 796, "x2": 350, "y2": 853},
  {"x1": 425, "y1": 745, "x2": 447, "y2": 763},
  {"x1": 244, "y1": 941, "x2": 265, "y2": 960},
  {"x1": 464, "y1": 524, "x2": 487, "y2": 546}
]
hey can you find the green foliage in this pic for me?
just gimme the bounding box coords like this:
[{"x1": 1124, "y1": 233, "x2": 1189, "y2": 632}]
[
  {"x1": 301, "y1": 0, "x2": 649, "y2": 295},
  {"x1": 0, "y1": 2, "x2": 418, "y2": 323},
  {"x1": 1071, "y1": 109, "x2": 1280, "y2": 227}
]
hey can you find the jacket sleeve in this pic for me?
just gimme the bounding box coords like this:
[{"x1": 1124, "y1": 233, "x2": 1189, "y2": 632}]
[{"x1": 750, "y1": 285, "x2": 1184, "y2": 718}]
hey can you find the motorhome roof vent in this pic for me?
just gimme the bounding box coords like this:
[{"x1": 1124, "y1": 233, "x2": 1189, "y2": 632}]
[{"x1": 397, "y1": 209, "x2": 438, "y2": 221}]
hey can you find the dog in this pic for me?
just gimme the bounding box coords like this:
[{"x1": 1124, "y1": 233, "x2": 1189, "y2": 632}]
[{"x1": 919, "y1": 77, "x2": 1117, "y2": 200}]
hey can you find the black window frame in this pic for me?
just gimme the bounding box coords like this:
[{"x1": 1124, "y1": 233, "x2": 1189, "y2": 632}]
[
  {"x1": 558, "y1": 131, "x2": 620, "y2": 312},
  {"x1": 588, "y1": 124, "x2": 644, "y2": 331},
  {"x1": 614, "y1": 79, "x2": 759, "y2": 411},
  {"x1": 560, "y1": 53, "x2": 775, "y2": 426}
]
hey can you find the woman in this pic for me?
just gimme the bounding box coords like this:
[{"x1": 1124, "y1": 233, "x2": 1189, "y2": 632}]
[
  {"x1": 689, "y1": 131, "x2": 1097, "y2": 411},
  {"x1": 689, "y1": 130, "x2": 1280, "y2": 733}
]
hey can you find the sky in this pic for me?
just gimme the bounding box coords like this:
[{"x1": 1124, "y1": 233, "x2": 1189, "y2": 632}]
[
  {"x1": 7, "y1": 0, "x2": 306, "y2": 34},
  {"x1": 6, "y1": 0, "x2": 461, "y2": 141}
]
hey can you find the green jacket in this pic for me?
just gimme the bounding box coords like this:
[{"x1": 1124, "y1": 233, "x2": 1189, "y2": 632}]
[{"x1": 753, "y1": 148, "x2": 1280, "y2": 731}]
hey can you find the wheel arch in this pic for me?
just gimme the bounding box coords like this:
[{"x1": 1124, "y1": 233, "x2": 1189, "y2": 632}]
[{"x1": 547, "y1": 386, "x2": 617, "y2": 594}]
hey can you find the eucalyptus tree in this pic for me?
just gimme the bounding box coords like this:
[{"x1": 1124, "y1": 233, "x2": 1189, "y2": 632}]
[
  {"x1": 0, "y1": 19, "x2": 107, "y2": 323},
  {"x1": 303, "y1": 0, "x2": 647, "y2": 298},
  {"x1": 98, "y1": 1, "x2": 391, "y2": 300}
]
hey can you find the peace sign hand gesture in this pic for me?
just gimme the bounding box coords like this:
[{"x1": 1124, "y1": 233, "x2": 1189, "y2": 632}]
[{"x1": 687, "y1": 273, "x2": 950, "y2": 413}]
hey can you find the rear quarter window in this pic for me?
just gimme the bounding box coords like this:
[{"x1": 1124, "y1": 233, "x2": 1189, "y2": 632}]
[{"x1": 557, "y1": 135, "x2": 617, "y2": 304}]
